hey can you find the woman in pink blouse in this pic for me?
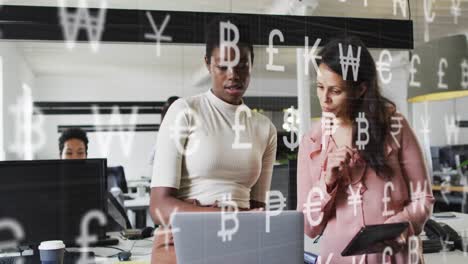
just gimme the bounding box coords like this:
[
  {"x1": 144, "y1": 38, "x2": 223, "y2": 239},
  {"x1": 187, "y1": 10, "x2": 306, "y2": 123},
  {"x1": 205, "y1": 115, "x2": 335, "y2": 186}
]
[{"x1": 297, "y1": 36, "x2": 435, "y2": 263}]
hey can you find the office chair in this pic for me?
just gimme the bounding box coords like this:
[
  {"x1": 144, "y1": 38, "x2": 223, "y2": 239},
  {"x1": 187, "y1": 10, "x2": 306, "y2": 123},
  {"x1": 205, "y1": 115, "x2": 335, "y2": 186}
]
[{"x1": 107, "y1": 192, "x2": 133, "y2": 231}]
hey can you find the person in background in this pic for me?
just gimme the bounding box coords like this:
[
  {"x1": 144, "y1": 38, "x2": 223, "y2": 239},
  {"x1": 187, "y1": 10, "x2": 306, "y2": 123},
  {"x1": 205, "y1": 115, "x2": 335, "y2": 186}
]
[
  {"x1": 296, "y1": 36, "x2": 434, "y2": 263},
  {"x1": 59, "y1": 127, "x2": 130, "y2": 230},
  {"x1": 149, "y1": 16, "x2": 277, "y2": 264},
  {"x1": 59, "y1": 127, "x2": 88, "y2": 159}
]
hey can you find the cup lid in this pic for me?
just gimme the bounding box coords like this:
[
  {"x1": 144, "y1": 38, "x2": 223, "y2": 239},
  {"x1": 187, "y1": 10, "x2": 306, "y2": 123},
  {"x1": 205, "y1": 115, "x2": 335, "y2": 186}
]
[{"x1": 38, "y1": 240, "x2": 65, "y2": 250}]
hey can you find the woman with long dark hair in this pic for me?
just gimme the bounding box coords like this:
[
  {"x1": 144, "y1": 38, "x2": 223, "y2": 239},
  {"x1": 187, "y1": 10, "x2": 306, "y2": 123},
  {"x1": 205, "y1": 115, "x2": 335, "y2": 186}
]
[{"x1": 297, "y1": 36, "x2": 434, "y2": 263}]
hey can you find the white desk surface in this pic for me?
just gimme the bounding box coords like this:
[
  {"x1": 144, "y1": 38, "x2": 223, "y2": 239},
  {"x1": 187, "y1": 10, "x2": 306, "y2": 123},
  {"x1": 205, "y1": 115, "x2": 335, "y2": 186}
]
[
  {"x1": 124, "y1": 194, "x2": 150, "y2": 210},
  {"x1": 85, "y1": 212, "x2": 468, "y2": 263}
]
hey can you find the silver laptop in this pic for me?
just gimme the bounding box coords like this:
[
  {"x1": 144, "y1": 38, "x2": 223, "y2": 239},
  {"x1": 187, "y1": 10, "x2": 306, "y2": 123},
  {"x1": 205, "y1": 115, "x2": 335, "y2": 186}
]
[{"x1": 172, "y1": 211, "x2": 304, "y2": 264}]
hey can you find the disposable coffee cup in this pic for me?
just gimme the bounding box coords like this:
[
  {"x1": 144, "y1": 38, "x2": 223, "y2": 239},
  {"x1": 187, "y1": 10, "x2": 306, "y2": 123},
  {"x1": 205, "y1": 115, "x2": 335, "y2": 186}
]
[{"x1": 38, "y1": 240, "x2": 65, "y2": 264}]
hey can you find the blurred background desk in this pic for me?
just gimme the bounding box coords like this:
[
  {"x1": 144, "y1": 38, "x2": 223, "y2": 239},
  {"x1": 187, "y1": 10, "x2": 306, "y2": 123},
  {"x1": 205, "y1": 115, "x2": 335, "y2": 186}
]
[{"x1": 124, "y1": 194, "x2": 152, "y2": 228}]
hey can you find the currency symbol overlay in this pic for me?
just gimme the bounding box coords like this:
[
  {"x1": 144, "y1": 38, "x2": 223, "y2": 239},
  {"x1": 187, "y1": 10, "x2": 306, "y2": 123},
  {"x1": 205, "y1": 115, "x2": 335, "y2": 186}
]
[
  {"x1": 338, "y1": 43, "x2": 361, "y2": 81},
  {"x1": 232, "y1": 105, "x2": 252, "y2": 150},
  {"x1": 266, "y1": 190, "x2": 286, "y2": 233},
  {"x1": 58, "y1": 0, "x2": 107, "y2": 52},
  {"x1": 282, "y1": 106, "x2": 300, "y2": 151},
  {"x1": 0, "y1": 219, "x2": 25, "y2": 264},
  {"x1": 217, "y1": 193, "x2": 239, "y2": 242},
  {"x1": 266, "y1": 29, "x2": 285, "y2": 72},
  {"x1": 76, "y1": 210, "x2": 107, "y2": 264},
  {"x1": 355, "y1": 112, "x2": 369, "y2": 150}
]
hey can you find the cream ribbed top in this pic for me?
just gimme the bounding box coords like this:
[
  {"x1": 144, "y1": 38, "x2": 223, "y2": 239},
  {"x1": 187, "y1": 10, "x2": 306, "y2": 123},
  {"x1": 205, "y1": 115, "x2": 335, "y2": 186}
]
[{"x1": 151, "y1": 90, "x2": 277, "y2": 208}]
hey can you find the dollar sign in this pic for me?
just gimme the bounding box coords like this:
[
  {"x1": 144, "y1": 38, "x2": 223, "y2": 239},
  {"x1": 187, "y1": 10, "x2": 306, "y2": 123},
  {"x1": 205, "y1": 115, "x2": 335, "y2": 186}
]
[
  {"x1": 232, "y1": 105, "x2": 252, "y2": 150},
  {"x1": 8, "y1": 84, "x2": 45, "y2": 159},
  {"x1": 76, "y1": 210, "x2": 107, "y2": 264},
  {"x1": 355, "y1": 112, "x2": 369, "y2": 150},
  {"x1": 0, "y1": 219, "x2": 25, "y2": 264},
  {"x1": 170, "y1": 108, "x2": 201, "y2": 156},
  {"x1": 217, "y1": 193, "x2": 239, "y2": 242},
  {"x1": 282, "y1": 106, "x2": 299, "y2": 151}
]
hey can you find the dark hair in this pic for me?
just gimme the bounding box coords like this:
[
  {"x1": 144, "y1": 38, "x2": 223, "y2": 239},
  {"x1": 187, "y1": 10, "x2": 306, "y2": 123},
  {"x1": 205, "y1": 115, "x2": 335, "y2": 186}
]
[
  {"x1": 59, "y1": 128, "x2": 89, "y2": 155},
  {"x1": 205, "y1": 16, "x2": 254, "y2": 64},
  {"x1": 318, "y1": 36, "x2": 396, "y2": 179},
  {"x1": 161, "y1": 96, "x2": 179, "y2": 121}
]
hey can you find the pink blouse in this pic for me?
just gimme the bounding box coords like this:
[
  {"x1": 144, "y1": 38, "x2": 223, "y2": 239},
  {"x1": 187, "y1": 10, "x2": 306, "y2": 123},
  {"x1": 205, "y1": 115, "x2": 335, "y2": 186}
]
[{"x1": 297, "y1": 114, "x2": 435, "y2": 263}]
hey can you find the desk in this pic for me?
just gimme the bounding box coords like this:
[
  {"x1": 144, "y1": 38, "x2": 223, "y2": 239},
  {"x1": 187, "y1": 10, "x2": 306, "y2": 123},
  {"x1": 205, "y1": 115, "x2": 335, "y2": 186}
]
[
  {"x1": 304, "y1": 212, "x2": 468, "y2": 264},
  {"x1": 432, "y1": 185, "x2": 468, "y2": 193},
  {"x1": 124, "y1": 195, "x2": 151, "y2": 228}
]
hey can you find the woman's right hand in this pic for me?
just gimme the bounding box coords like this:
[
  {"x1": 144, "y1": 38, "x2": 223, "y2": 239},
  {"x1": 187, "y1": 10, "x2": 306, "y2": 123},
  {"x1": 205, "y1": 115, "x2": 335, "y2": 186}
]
[{"x1": 324, "y1": 146, "x2": 355, "y2": 190}]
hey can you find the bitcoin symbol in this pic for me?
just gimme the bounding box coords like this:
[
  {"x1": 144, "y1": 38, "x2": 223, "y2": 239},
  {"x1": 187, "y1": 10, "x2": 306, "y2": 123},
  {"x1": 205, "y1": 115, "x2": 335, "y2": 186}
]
[
  {"x1": 219, "y1": 21, "x2": 240, "y2": 68},
  {"x1": 0, "y1": 219, "x2": 25, "y2": 264},
  {"x1": 232, "y1": 105, "x2": 252, "y2": 150},
  {"x1": 76, "y1": 210, "x2": 107, "y2": 264},
  {"x1": 282, "y1": 106, "x2": 300, "y2": 151},
  {"x1": 355, "y1": 112, "x2": 369, "y2": 150},
  {"x1": 8, "y1": 84, "x2": 45, "y2": 160},
  {"x1": 461, "y1": 59, "x2": 468, "y2": 89},
  {"x1": 217, "y1": 193, "x2": 239, "y2": 242},
  {"x1": 170, "y1": 108, "x2": 201, "y2": 156},
  {"x1": 408, "y1": 236, "x2": 420, "y2": 264}
]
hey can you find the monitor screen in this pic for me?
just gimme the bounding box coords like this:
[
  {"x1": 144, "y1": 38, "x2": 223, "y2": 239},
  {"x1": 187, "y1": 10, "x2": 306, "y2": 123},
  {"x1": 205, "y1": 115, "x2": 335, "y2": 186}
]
[
  {"x1": 0, "y1": 159, "x2": 107, "y2": 247},
  {"x1": 439, "y1": 145, "x2": 468, "y2": 169}
]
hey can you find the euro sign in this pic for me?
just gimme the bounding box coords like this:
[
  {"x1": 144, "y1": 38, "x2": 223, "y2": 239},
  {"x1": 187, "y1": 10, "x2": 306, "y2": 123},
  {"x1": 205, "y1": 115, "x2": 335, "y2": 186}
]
[{"x1": 170, "y1": 108, "x2": 201, "y2": 156}]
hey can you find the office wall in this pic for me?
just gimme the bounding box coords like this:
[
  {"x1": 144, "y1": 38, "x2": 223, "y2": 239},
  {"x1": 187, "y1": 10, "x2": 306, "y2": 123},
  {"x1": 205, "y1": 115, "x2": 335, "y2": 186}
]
[
  {"x1": 30, "y1": 48, "x2": 411, "y2": 181},
  {"x1": 0, "y1": 43, "x2": 36, "y2": 160},
  {"x1": 31, "y1": 54, "x2": 299, "y2": 180}
]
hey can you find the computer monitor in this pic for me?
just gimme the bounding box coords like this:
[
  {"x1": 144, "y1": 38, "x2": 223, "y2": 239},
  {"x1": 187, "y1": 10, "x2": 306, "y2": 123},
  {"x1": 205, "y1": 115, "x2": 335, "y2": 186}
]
[
  {"x1": 439, "y1": 145, "x2": 468, "y2": 169},
  {"x1": 0, "y1": 159, "x2": 107, "y2": 247}
]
